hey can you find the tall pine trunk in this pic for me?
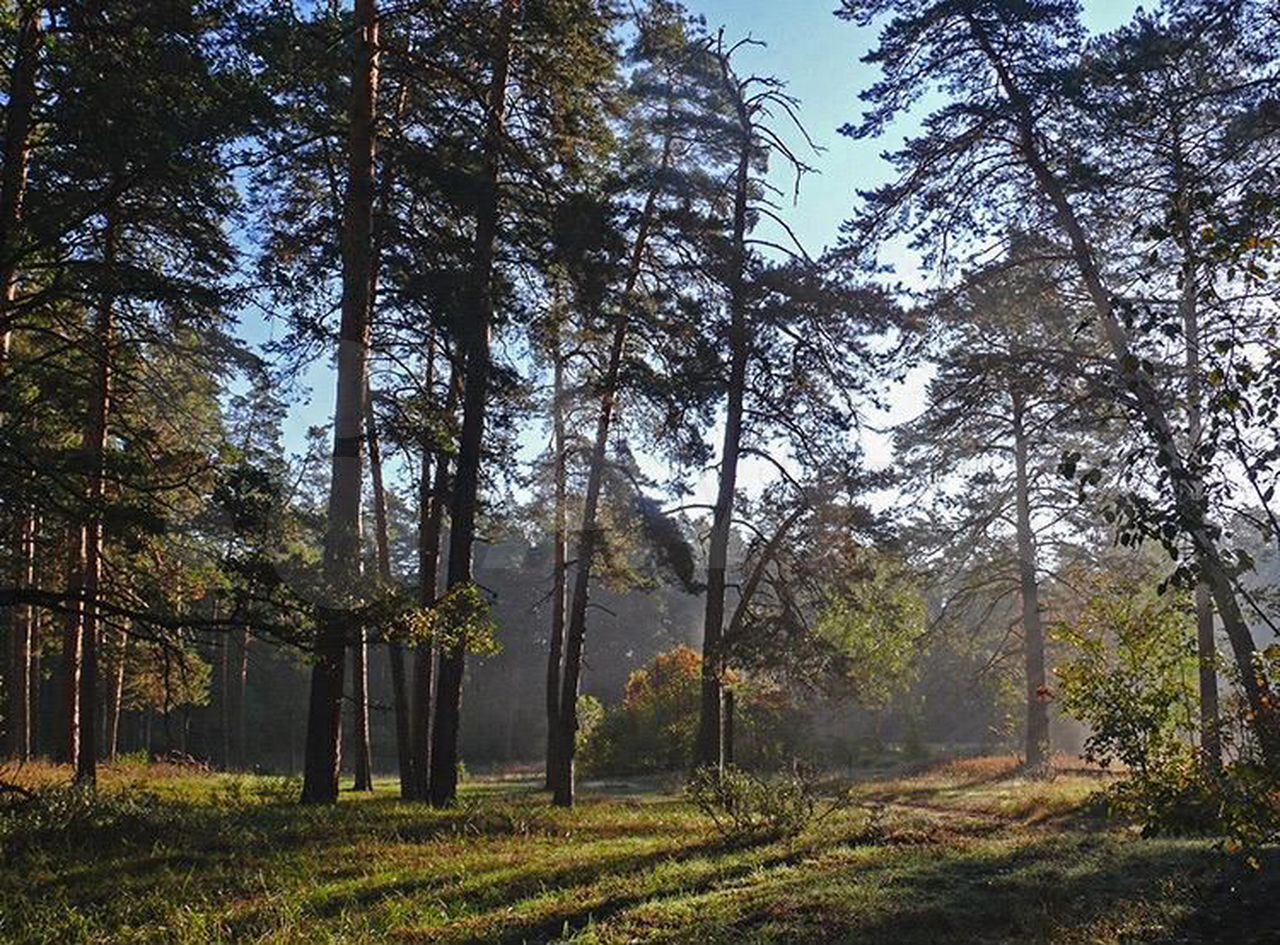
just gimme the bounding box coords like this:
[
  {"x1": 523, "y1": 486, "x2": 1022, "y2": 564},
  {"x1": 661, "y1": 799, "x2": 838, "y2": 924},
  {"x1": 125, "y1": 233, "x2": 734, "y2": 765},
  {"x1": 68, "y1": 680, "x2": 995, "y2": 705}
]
[
  {"x1": 0, "y1": 3, "x2": 39, "y2": 371},
  {"x1": 544, "y1": 327, "x2": 567, "y2": 791},
  {"x1": 107, "y1": 629, "x2": 126, "y2": 761},
  {"x1": 61, "y1": 528, "x2": 83, "y2": 765},
  {"x1": 696, "y1": 128, "x2": 751, "y2": 772},
  {"x1": 75, "y1": 212, "x2": 118, "y2": 788},
  {"x1": 301, "y1": 0, "x2": 379, "y2": 804},
  {"x1": 351, "y1": 623, "x2": 373, "y2": 790},
  {"x1": 550, "y1": 142, "x2": 669, "y2": 807},
  {"x1": 1174, "y1": 163, "x2": 1221, "y2": 771},
  {"x1": 1011, "y1": 387, "x2": 1049, "y2": 775},
  {"x1": 365, "y1": 65, "x2": 413, "y2": 797},
  {"x1": 553, "y1": 321, "x2": 624, "y2": 807},
  {"x1": 429, "y1": 0, "x2": 519, "y2": 808},
  {"x1": 6, "y1": 515, "x2": 36, "y2": 759},
  {"x1": 1, "y1": 5, "x2": 41, "y2": 762},
  {"x1": 231, "y1": 627, "x2": 248, "y2": 768}
]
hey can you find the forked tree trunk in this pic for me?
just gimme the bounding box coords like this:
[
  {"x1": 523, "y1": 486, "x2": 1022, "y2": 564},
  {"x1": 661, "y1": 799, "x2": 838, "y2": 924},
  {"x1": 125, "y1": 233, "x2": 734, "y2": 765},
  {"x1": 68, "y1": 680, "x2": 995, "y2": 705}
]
[
  {"x1": 409, "y1": 357, "x2": 456, "y2": 802},
  {"x1": 552, "y1": 321, "x2": 623, "y2": 807},
  {"x1": 544, "y1": 326, "x2": 567, "y2": 791},
  {"x1": 367, "y1": 391, "x2": 411, "y2": 794},
  {"x1": 971, "y1": 20, "x2": 1280, "y2": 766},
  {"x1": 301, "y1": 0, "x2": 379, "y2": 804},
  {"x1": 429, "y1": 0, "x2": 519, "y2": 808},
  {"x1": 1011, "y1": 387, "x2": 1049, "y2": 775},
  {"x1": 75, "y1": 212, "x2": 118, "y2": 788},
  {"x1": 551, "y1": 139, "x2": 671, "y2": 807}
]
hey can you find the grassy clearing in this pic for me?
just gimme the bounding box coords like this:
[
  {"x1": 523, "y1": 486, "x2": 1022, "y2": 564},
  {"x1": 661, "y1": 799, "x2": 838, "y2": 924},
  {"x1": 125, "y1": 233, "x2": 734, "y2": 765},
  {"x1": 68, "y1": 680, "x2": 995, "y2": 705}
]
[{"x1": 0, "y1": 756, "x2": 1274, "y2": 944}]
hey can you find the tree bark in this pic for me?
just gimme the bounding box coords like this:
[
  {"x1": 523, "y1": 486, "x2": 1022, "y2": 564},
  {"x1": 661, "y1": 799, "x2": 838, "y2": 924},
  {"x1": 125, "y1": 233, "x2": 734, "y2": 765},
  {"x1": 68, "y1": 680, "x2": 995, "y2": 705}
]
[
  {"x1": 61, "y1": 527, "x2": 83, "y2": 765},
  {"x1": 1174, "y1": 163, "x2": 1222, "y2": 772},
  {"x1": 408, "y1": 356, "x2": 456, "y2": 801},
  {"x1": 552, "y1": 321, "x2": 623, "y2": 807},
  {"x1": 544, "y1": 323, "x2": 568, "y2": 792},
  {"x1": 107, "y1": 628, "x2": 126, "y2": 761},
  {"x1": 351, "y1": 623, "x2": 374, "y2": 790},
  {"x1": 0, "y1": 3, "x2": 40, "y2": 370},
  {"x1": 75, "y1": 211, "x2": 118, "y2": 788},
  {"x1": 301, "y1": 0, "x2": 379, "y2": 804},
  {"x1": 723, "y1": 688, "x2": 736, "y2": 766},
  {"x1": 1011, "y1": 387, "x2": 1049, "y2": 775},
  {"x1": 367, "y1": 390, "x2": 410, "y2": 794},
  {"x1": 696, "y1": 109, "x2": 752, "y2": 772},
  {"x1": 429, "y1": 0, "x2": 519, "y2": 808},
  {"x1": 970, "y1": 20, "x2": 1280, "y2": 768},
  {"x1": 1, "y1": 4, "x2": 41, "y2": 762},
  {"x1": 232, "y1": 627, "x2": 248, "y2": 769},
  {"x1": 364, "y1": 55, "x2": 414, "y2": 797},
  {"x1": 6, "y1": 514, "x2": 35, "y2": 759},
  {"x1": 550, "y1": 138, "x2": 670, "y2": 807}
]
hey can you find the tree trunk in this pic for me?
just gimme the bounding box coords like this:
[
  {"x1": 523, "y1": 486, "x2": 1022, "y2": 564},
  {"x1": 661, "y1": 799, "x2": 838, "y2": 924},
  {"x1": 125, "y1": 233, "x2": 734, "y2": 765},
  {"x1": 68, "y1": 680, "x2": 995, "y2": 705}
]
[
  {"x1": 367, "y1": 390, "x2": 411, "y2": 795},
  {"x1": 1011, "y1": 387, "x2": 1049, "y2": 775},
  {"x1": 6, "y1": 514, "x2": 35, "y2": 760},
  {"x1": 301, "y1": 0, "x2": 379, "y2": 804},
  {"x1": 61, "y1": 526, "x2": 82, "y2": 765},
  {"x1": 0, "y1": 3, "x2": 40, "y2": 370},
  {"x1": 75, "y1": 212, "x2": 118, "y2": 788},
  {"x1": 429, "y1": 0, "x2": 519, "y2": 809},
  {"x1": 696, "y1": 124, "x2": 752, "y2": 772},
  {"x1": 971, "y1": 22, "x2": 1280, "y2": 767},
  {"x1": 544, "y1": 326, "x2": 568, "y2": 792},
  {"x1": 409, "y1": 357, "x2": 456, "y2": 802},
  {"x1": 1, "y1": 5, "x2": 41, "y2": 763},
  {"x1": 232, "y1": 627, "x2": 248, "y2": 769},
  {"x1": 365, "y1": 60, "x2": 414, "y2": 797},
  {"x1": 1175, "y1": 175, "x2": 1222, "y2": 772},
  {"x1": 552, "y1": 323, "x2": 624, "y2": 807},
  {"x1": 551, "y1": 139, "x2": 670, "y2": 808},
  {"x1": 723, "y1": 688, "x2": 735, "y2": 767},
  {"x1": 107, "y1": 629, "x2": 126, "y2": 761},
  {"x1": 219, "y1": 615, "x2": 230, "y2": 767},
  {"x1": 351, "y1": 624, "x2": 373, "y2": 791}
]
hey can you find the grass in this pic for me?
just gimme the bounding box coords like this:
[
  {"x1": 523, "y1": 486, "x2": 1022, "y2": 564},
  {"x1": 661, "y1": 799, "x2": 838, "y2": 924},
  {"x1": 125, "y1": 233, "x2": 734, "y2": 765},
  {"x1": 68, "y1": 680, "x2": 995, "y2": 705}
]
[{"x1": 0, "y1": 755, "x2": 1275, "y2": 944}]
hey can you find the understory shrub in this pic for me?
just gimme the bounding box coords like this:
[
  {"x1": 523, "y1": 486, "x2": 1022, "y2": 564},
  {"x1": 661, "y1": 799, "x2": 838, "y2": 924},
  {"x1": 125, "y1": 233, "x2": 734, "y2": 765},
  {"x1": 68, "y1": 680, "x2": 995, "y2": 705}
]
[
  {"x1": 1054, "y1": 577, "x2": 1280, "y2": 859},
  {"x1": 685, "y1": 763, "x2": 846, "y2": 838}
]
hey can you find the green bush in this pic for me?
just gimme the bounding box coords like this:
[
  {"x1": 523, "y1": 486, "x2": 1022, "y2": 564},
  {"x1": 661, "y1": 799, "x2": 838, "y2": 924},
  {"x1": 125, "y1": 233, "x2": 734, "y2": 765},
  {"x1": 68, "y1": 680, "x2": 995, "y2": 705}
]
[
  {"x1": 1053, "y1": 577, "x2": 1280, "y2": 856},
  {"x1": 685, "y1": 764, "x2": 844, "y2": 839}
]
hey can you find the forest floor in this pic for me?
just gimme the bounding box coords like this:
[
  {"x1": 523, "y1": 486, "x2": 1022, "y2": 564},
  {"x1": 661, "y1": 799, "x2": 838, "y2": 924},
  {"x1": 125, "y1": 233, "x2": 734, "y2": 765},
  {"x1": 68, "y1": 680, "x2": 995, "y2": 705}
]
[{"x1": 1, "y1": 755, "x2": 1277, "y2": 944}]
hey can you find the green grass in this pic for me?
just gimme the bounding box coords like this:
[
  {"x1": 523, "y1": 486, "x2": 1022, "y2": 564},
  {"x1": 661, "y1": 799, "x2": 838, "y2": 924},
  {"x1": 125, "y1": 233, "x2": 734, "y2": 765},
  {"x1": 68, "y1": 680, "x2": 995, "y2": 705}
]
[{"x1": 0, "y1": 756, "x2": 1275, "y2": 944}]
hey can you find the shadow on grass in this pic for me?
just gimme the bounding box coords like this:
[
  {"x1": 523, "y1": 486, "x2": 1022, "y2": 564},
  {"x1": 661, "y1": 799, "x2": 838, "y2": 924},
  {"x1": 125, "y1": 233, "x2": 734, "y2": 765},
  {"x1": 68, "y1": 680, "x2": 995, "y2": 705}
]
[{"x1": 596, "y1": 834, "x2": 1273, "y2": 945}]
